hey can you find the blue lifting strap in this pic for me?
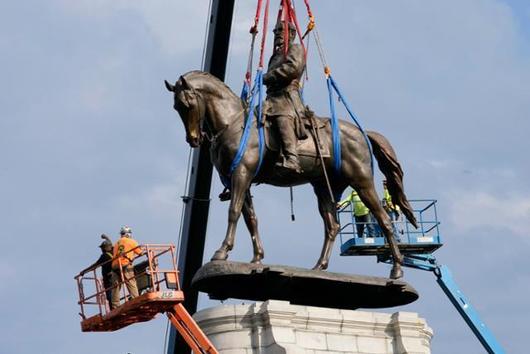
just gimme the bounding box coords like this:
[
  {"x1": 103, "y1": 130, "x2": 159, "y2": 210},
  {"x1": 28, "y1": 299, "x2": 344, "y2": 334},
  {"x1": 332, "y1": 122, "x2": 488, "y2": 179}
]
[
  {"x1": 240, "y1": 79, "x2": 250, "y2": 102},
  {"x1": 228, "y1": 70, "x2": 266, "y2": 180},
  {"x1": 326, "y1": 74, "x2": 374, "y2": 176}
]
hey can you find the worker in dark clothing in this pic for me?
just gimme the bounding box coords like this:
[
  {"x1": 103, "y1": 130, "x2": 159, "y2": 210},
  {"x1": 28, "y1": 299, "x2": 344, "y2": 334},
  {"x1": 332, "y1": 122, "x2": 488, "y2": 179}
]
[
  {"x1": 79, "y1": 234, "x2": 114, "y2": 310},
  {"x1": 263, "y1": 20, "x2": 306, "y2": 173}
]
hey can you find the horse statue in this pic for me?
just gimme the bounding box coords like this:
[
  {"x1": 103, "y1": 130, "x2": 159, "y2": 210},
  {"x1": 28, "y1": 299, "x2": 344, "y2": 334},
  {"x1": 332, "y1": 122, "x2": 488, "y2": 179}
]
[{"x1": 165, "y1": 70, "x2": 417, "y2": 279}]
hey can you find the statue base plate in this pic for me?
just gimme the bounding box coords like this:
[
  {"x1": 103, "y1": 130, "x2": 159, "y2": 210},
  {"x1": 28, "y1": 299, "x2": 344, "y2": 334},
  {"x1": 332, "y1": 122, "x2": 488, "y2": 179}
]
[{"x1": 192, "y1": 261, "x2": 418, "y2": 310}]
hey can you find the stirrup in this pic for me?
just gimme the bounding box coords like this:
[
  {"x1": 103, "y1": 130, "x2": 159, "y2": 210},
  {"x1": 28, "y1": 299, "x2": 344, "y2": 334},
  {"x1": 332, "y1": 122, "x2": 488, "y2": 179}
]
[{"x1": 276, "y1": 160, "x2": 302, "y2": 174}]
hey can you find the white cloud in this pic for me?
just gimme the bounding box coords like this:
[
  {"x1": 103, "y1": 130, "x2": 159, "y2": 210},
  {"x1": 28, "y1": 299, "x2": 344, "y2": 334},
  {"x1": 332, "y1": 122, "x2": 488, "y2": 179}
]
[{"x1": 448, "y1": 190, "x2": 530, "y2": 237}]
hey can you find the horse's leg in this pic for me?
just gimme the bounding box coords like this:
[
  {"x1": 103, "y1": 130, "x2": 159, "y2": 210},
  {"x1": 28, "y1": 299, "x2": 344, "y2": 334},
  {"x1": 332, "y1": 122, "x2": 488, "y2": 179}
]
[
  {"x1": 312, "y1": 183, "x2": 341, "y2": 270},
  {"x1": 355, "y1": 183, "x2": 404, "y2": 279},
  {"x1": 242, "y1": 190, "x2": 264, "y2": 263},
  {"x1": 211, "y1": 168, "x2": 253, "y2": 261}
]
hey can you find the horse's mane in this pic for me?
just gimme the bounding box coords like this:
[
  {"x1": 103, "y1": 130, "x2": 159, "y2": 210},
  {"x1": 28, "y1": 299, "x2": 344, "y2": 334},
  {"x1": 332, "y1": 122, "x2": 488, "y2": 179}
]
[{"x1": 181, "y1": 70, "x2": 238, "y2": 99}]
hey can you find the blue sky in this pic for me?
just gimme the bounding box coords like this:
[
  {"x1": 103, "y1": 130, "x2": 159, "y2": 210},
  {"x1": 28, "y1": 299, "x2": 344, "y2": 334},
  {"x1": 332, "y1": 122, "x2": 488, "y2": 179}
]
[{"x1": 1, "y1": 1, "x2": 529, "y2": 353}]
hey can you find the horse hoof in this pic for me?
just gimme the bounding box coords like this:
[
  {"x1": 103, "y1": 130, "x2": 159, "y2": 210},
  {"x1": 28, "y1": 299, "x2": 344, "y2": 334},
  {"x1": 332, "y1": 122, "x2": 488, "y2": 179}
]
[
  {"x1": 211, "y1": 249, "x2": 228, "y2": 261},
  {"x1": 250, "y1": 258, "x2": 262, "y2": 264},
  {"x1": 312, "y1": 263, "x2": 328, "y2": 271},
  {"x1": 390, "y1": 266, "x2": 403, "y2": 279}
]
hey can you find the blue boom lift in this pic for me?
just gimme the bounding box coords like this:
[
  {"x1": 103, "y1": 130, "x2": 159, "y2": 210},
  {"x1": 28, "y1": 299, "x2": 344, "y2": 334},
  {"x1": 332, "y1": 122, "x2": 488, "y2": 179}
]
[{"x1": 338, "y1": 199, "x2": 505, "y2": 354}]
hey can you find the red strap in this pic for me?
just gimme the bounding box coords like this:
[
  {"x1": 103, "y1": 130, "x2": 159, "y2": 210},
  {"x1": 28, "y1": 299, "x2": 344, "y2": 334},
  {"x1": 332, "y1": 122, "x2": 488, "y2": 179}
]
[
  {"x1": 303, "y1": 0, "x2": 313, "y2": 20},
  {"x1": 258, "y1": 0, "x2": 270, "y2": 68},
  {"x1": 286, "y1": 0, "x2": 307, "y2": 58},
  {"x1": 251, "y1": 0, "x2": 263, "y2": 34},
  {"x1": 245, "y1": 0, "x2": 264, "y2": 85}
]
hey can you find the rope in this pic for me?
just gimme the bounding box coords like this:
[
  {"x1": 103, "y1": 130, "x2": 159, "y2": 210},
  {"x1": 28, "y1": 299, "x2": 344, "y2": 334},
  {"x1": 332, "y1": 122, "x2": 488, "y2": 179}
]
[
  {"x1": 242, "y1": 0, "x2": 264, "y2": 101},
  {"x1": 309, "y1": 114, "x2": 336, "y2": 204},
  {"x1": 200, "y1": 0, "x2": 213, "y2": 70},
  {"x1": 256, "y1": 70, "x2": 266, "y2": 172},
  {"x1": 313, "y1": 26, "x2": 329, "y2": 73},
  {"x1": 176, "y1": 147, "x2": 193, "y2": 260},
  {"x1": 304, "y1": 31, "x2": 310, "y2": 81},
  {"x1": 241, "y1": 33, "x2": 256, "y2": 101}
]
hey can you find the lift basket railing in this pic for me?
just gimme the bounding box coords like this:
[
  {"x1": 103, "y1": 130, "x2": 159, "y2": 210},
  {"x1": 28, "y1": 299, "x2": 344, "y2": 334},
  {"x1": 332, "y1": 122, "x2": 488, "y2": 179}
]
[{"x1": 75, "y1": 244, "x2": 180, "y2": 320}]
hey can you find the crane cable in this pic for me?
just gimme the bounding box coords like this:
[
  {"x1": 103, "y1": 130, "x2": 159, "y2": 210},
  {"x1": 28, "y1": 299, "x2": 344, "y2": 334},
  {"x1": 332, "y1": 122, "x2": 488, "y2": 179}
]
[
  {"x1": 241, "y1": 0, "x2": 263, "y2": 101},
  {"x1": 167, "y1": 0, "x2": 214, "y2": 350}
]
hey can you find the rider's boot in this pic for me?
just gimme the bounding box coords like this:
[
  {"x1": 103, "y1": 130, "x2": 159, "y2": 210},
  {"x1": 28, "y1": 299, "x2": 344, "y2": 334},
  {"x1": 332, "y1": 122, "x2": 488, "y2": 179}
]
[
  {"x1": 283, "y1": 153, "x2": 302, "y2": 173},
  {"x1": 276, "y1": 116, "x2": 302, "y2": 173}
]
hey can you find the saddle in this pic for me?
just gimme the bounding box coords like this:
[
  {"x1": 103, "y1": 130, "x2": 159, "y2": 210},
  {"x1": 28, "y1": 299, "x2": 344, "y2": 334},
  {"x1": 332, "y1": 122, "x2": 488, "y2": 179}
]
[{"x1": 263, "y1": 112, "x2": 331, "y2": 158}]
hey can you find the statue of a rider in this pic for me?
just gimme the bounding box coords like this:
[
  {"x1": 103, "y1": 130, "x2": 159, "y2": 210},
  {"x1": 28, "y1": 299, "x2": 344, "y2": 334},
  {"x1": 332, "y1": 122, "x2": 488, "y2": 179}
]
[{"x1": 263, "y1": 20, "x2": 307, "y2": 173}]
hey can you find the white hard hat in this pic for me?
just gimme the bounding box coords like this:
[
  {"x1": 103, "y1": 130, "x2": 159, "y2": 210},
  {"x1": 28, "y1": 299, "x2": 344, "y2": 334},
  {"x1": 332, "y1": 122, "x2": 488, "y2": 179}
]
[{"x1": 120, "y1": 225, "x2": 132, "y2": 236}]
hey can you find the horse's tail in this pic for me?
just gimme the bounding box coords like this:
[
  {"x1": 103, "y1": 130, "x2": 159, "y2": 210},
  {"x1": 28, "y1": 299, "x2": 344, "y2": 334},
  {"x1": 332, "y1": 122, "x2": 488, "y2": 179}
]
[{"x1": 367, "y1": 131, "x2": 418, "y2": 228}]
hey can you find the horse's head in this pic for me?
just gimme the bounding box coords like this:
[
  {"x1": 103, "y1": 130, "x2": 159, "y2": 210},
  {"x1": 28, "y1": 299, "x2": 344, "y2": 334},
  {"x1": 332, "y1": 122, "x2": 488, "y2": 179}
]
[{"x1": 165, "y1": 75, "x2": 205, "y2": 148}]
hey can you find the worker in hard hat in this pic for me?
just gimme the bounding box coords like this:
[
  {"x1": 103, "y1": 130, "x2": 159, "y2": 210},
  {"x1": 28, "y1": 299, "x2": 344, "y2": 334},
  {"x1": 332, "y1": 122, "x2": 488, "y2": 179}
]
[
  {"x1": 338, "y1": 189, "x2": 375, "y2": 238},
  {"x1": 79, "y1": 234, "x2": 114, "y2": 309},
  {"x1": 110, "y1": 226, "x2": 143, "y2": 309}
]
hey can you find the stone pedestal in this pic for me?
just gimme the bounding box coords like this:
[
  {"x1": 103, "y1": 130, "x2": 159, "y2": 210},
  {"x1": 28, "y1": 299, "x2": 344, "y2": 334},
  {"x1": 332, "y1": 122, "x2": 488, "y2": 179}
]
[{"x1": 194, "y1": 300, "x2": 432, "y2": 354}]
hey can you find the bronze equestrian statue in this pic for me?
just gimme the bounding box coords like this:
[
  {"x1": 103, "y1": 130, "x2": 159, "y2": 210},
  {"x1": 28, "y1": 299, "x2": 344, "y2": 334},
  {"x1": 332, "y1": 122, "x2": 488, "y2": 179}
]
[{"x1": 165, "y1": 23, "x2": 417, "y2": 280}]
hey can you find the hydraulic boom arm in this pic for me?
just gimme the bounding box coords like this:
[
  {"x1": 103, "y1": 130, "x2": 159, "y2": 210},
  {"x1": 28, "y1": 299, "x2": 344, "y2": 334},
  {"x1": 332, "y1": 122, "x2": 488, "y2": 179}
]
[
  {"x1": 167, "y1": 304, "x2": 218, "y2": 354},
  {"x1": 399, "y1": 255, "x2": 505, "y2": 354}
]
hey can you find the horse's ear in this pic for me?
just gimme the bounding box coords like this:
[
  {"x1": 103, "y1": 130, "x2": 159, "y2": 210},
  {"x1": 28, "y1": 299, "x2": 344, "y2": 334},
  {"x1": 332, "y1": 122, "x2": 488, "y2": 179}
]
[
  {"x1": 164, "y1": 80, "x2": 175, "y2": 92},
  {"x1": 180, "y1": 75, "x2": 191, "y2": 90}
]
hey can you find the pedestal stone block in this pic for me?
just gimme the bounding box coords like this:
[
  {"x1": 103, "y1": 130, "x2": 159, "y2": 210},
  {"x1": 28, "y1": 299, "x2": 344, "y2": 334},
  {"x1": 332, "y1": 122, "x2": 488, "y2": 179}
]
[{"x1": 194, "y1": 300, "x2": 433, "y2": 354}]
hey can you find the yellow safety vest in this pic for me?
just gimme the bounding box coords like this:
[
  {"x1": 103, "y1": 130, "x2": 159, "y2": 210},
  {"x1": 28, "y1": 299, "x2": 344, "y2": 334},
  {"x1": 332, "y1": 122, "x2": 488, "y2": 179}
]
[
  {"x1": 339, "y1": 190, "x2": 369, "y2": 217},
  {"x1": 383, "y1": 187, "x2": 400, "y2": 211}
]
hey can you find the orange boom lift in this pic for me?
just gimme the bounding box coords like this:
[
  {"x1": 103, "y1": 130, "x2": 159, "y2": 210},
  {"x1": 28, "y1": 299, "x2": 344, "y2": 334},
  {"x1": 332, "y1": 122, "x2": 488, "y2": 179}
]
[{"x1": 75, "y1": 244, "x2": 218, "y2": 354}]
